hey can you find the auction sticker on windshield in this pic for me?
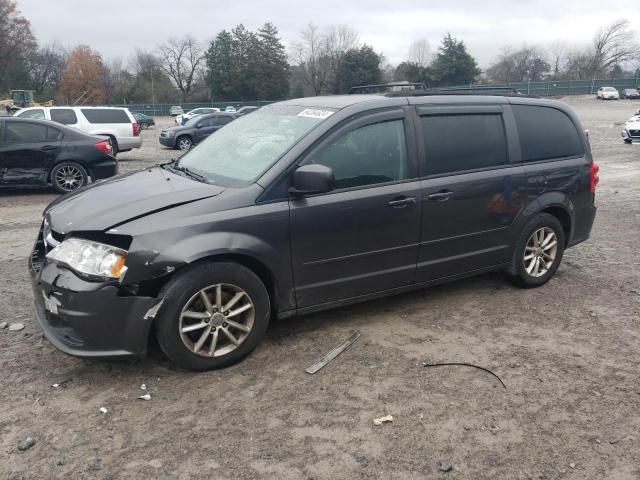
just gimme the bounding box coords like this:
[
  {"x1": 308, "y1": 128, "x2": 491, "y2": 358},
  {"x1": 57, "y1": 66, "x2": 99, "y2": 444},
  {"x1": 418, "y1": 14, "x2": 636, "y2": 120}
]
[{"x1": 297, "y1": 108, "x2": 334, "y2": 119}]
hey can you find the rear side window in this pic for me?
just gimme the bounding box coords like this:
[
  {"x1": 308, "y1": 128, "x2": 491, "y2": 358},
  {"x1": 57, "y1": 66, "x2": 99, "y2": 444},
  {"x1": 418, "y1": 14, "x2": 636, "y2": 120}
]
[
  {"x1": 5, "y1": 122, "x2": 48, "y2": 142},
  {"x1": 50, "y1": 109, "x2": 78, "y2": 125},
  {"x1": 214, "y1": 116, "x2": 233, "y2": 126},
  {"x1": 421, "y1": 114, "x2": 508, "y2": 175},
  {"x1": 310, "y1": 119, "x2": 408, "y2": 189},
  {"x1": 17, "y1": 109, "x2": 45, "y2": 119},
  {"x1": 81, "y1": 108, "x2": 130, "y2": 124},
  {"x1": 512, "y1": 105, "x2": 583, "y2": 162}
]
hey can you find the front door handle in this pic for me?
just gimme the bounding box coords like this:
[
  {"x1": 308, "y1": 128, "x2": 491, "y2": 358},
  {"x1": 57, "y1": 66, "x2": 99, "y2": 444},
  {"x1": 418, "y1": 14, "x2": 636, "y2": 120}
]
[
  {"x1": 427, "y1": 190, "x2": 453, "y2": 201},
  {"x1": 388, "y1": 196, "x2": 416, "y2": 208},
  {"x1": 41, "y1": 145, "x2": 58, "y2": 151}
]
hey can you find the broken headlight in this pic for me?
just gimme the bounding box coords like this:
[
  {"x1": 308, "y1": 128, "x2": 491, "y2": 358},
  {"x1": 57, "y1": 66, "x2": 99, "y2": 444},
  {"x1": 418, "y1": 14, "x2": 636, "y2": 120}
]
[{"x1": 46, "y1": 238, "x2": 128, "y2": 281}]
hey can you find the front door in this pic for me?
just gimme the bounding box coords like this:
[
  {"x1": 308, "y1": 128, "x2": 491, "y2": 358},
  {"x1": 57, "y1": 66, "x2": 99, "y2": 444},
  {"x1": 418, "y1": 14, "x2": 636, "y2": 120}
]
[
  {"x1": 0, "y1": 121, "x2": 61, "y2": 186},
  {"x1": 415, "y1": 107, "x2": 525, "y2": 282},
  {"x1": 290, "y1": 109, "x2": 422, "y2": 308}
]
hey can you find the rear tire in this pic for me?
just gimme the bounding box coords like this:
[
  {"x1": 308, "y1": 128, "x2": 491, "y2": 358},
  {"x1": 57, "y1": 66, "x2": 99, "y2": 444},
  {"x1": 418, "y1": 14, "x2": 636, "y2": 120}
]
[
  {"x1": 155, "y1": 261, "x2": 271, "y2": 371},
  {"x1": 506, "y1": 213, "x2": 565, "y2": 288},
  {"x1": 51, "y1": 161, "x2": 88, "y2": 193},
  {"x1": 109, "y1": 137, "x2": 119, "y2": 157},
  {"x1": 140, "y1": 122, "x2": 149, "y2": 130}
]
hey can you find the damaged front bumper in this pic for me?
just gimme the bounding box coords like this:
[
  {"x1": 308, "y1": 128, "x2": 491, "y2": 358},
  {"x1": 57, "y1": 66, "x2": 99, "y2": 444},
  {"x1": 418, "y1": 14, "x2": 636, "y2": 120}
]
[{"x1": 29, "y1": 234, "x2": 162, "y2": 359}]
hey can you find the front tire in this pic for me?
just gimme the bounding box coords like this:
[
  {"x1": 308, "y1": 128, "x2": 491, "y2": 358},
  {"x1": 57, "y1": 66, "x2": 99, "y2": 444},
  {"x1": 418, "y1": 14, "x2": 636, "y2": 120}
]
[
  {"x1": 176, "y1": 135, "x2": 192, "y2": 151},
  {"x1": 51, "y1": 161, "x2": 88, "y2": 193},
  {"x1": 140, "y1": 122, "x2": 149, "y2": 130},
  {"x1": 155, "y1": 261, "x2": 270, "y2": 371},
  {"x1": 506, "y1": 213, "x2": 565, "y2": 288}
]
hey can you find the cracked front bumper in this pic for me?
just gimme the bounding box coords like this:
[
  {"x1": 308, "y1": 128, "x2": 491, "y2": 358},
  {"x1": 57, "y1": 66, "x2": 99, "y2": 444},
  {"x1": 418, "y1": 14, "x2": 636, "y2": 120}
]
[{"x1": 29, "y1": 242, "x2": 159, "y2": 359}]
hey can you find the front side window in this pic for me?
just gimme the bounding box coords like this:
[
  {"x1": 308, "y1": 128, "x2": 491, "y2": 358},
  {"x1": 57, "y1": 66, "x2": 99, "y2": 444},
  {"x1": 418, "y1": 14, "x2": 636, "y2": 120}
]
[
  {"x1": 512, "y1": 105, "x2": 583, "y2": 162},
  {"x1": 422, "y1": 114, "x2": 508, "y2": 175},
  {"x1": 309, "y1": 119, "x2": 408, "y2": 189},
  {"x1": 50, "y1": 109, "x2": 78, "y2": 125},
  {"x1": 17, "y1": 109, "x2": 44, "y2": 119},
  {"x1": 5, "y1": 122, "x2": 48, "y2": 143},
  {"x1": 177, "y1": 105, "x2": 335, "y2": 186}
]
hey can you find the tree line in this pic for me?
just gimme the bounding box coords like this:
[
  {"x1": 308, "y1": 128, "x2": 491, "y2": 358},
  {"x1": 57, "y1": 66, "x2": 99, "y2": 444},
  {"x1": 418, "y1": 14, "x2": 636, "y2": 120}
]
[{"x1": 1, "y1": 0, "x2": 638, "y2": 106}]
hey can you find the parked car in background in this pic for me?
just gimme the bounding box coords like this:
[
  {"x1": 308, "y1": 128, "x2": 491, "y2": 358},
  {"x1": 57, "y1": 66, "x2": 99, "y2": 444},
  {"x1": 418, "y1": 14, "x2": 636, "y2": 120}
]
[
  {"x1": 0, "y1": 117, "x2": 116, "y2": 193},
  {"x1": 30, "y1": 93, "x2": 598, "y2": 371},
  {"x1": 236, "y1": 106, "x2": 260, "y2": 116},
  {"x1": 133, "y1": 112, "x2": 155, "y2": 129},
  {"x1": 596, "y1": 87, "x2": 619, "y2": 100},
  {"x1": 175, "y1": 108, "x2": 220, "y2": 125},
  {"x1": 160, "y1": 112, "x2": 237, "y2": 151},
  {"x1": 619, "y1": 88, "x2": 640, "y2": 100},
  {"x1": 169, "y1": 106, "x2": 184, "y2": 117},
  {"x1": 224, "y1": 106, "x2": 237, "y2": 113},
  {"x1": 15, "y1": 106, "x2": 141, "y2": 156},
  {"x1": 622, "y1": 117, "x2": 640, "y2": 143}
]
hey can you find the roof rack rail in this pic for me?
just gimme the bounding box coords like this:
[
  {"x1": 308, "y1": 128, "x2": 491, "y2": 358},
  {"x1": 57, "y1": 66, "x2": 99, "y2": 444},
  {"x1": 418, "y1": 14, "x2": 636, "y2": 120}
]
[
  {"x1": 349, "y1": 82, "x2": 428, "y2": 94},
  {"x1": 384, "y1": 87, "x2": 538, "y2": 99}
]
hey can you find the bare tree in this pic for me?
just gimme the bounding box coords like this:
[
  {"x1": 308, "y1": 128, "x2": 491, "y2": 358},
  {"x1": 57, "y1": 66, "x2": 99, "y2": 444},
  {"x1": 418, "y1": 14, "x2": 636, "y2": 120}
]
[
  {"x1": 157, "y1": 36, "x2": 205, "y2": 102},
  {"x1": 325, "y1": 24, "x2": 359, "y2": 94},
  {"x1": 548, "y1": 41, "x2": 567, "y2": 79},
  {"x1": 28, "y1": 41, "x2": 67, "y2": 99},
  {"x1": 292, "y1": 24, "x2": 331, "y2": 95},
  {"x1": 407, "y1": 38, "x2": 431, "y2": 67},
  {"x1": 590, "y1": 19, "x2": 637, "y2": 77}
]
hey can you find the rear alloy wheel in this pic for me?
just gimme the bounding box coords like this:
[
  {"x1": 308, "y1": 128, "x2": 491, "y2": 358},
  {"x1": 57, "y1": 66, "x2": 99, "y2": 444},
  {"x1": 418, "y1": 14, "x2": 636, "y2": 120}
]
[
  {"x1": 506, "y1": 213, "x2": 565, "y2": 288},
  {"x1": 140, "y1": 122, "x2": 149, "y2": 130},
  {"x1": 177, "y1": 136, "x2": 192, "y2": 151},
  {"x1": 155, "y1": 261, "x2": 270, "y2": 371},
  {"x1": 51, "y1": 162, "x2": 88, "y2": 193}
]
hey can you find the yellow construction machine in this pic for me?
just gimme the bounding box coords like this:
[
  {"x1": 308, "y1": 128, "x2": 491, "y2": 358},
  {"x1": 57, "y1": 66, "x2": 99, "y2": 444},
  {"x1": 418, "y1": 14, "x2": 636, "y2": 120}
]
[{"x1": 1, "y1": 90, "x2": 54, "y2": 113}]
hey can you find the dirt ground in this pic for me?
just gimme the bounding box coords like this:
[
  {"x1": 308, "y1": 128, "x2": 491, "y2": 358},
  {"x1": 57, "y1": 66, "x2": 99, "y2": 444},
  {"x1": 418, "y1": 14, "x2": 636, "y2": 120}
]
[{"x1": 1, "y1": 97, "x2": 639, "y2": 480}]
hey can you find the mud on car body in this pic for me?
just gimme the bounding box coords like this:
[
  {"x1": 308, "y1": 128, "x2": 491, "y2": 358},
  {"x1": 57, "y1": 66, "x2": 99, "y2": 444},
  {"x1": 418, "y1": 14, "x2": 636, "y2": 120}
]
[{"x1": 30, "y1": 94, "x2": 598, "y2": 371}]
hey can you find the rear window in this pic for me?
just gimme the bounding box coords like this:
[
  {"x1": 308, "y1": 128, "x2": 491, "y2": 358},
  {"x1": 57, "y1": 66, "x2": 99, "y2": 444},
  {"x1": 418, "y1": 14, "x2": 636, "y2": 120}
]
[
  {"x1": 512, "y1": 105, "x2": 583, "y2": 162},
  {"x1": 80, "y1": 108, "x2": 130, "y2": 124},
  {"x1": 17, "y1": 109, "x2": 44, "y2": 119},
  {"x1": 50, "y1": 109, "x2": 78, "y2": 125},
  {"x1": 421, "y1": 114, "x2": 508, "y2": 175}
]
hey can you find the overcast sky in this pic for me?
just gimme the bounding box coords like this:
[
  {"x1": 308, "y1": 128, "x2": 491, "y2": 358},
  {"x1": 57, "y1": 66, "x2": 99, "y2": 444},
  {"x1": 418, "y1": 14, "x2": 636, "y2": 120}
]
[{"x1": 15, "y1": 0, "x2": 640, "y2": 68}]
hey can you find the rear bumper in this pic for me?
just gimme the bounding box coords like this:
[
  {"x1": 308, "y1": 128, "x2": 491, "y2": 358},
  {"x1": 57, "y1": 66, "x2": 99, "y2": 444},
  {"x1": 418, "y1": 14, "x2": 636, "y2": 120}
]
[
  {"x1": 568, "y1": 204, "x2": 597, "y2": 248},
  {"x1": 118, "y1": 136, "x2": 143, "y2": 151},
  {"x1": 29, "y1": 235, "x2": 158, "y2": 359},
  {"x1": 91, "y1": 159, "x2": 118, "y2": 180}
]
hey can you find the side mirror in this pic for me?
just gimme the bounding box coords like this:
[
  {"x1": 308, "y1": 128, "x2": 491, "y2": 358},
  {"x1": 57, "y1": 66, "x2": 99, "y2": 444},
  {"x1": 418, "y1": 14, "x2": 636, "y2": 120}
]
[
  {"x1": 289, "y1": 164, "x2": 335, "y2": 196},
  {"x1": 195, "y1": 123, "x2": 203, "y2": 129}
]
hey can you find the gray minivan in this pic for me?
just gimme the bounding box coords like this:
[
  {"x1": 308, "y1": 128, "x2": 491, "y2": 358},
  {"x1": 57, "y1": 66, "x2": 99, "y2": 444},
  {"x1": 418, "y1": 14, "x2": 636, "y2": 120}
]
[{"x1": 30, "y1": 92, "x2": 598, "y2": 371}]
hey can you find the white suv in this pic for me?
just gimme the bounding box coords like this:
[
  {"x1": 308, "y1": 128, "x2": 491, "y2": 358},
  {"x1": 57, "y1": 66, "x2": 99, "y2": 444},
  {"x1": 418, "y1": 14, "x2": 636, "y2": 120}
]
[
  {"x1": 596, "y1": 87, "x2": 620, "y2": 100},
  {"x1": 15, "y1": 106, "x2": 142, "y2": 156}
]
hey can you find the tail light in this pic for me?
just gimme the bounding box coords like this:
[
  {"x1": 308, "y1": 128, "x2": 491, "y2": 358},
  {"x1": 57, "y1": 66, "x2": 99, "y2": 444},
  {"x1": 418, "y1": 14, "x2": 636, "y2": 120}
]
[
  {"x1": 590, "y1": 161, "x2": 600, "y2": 193},
  {"x1": 132, "y1": 120, "x2": 140, "y2": 137},
  {"x1": 95, "y1": 139, "x2": 113, "y2": 156}
]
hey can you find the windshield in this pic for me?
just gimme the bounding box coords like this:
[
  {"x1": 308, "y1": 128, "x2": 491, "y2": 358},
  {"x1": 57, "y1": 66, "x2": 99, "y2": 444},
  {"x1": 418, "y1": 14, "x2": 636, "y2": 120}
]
[
  {"x1": 185, "y1": 115, "x2": 206, "y2": 127},
  {"x1": 603, "y1": 87, "x2": 616, "y2": 92},
  {"x1": 177, "y1": 105, "x2": 336, "y2": 186}
]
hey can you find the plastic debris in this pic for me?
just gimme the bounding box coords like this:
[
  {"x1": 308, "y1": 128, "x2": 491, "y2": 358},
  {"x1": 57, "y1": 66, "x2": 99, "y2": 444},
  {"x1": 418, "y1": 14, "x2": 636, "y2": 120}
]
[
  {"x1": 140, "y1": 384, "x2": 147, "y2": 390},
  {"x1": 0, "y1": 321, "x2": 7, "y2": 329},
  {"x1": 99, "y1": 407, "x2": 108, "y2": 414},
  {"x1": 373, "y1": 415, "x2": 393, "y2": 426},
  {"x1": 8, "y1": 323, "x2": 25, "y2": 332},
  {"x1": 138, "y1": 394, "x2": 151, "y2": 401},
  {"x1": 17, "y1": 436, "x2": 36, "y2": 451}
]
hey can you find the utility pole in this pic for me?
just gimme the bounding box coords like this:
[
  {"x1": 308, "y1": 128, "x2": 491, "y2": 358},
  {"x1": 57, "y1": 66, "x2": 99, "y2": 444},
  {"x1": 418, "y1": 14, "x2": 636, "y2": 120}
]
[{"x1": 150, "y1": 66, "x2": 156, "y2": 116}]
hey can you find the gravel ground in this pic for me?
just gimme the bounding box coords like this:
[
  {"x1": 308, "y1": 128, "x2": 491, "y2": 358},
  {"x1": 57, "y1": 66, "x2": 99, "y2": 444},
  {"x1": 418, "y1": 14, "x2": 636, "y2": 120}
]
[{"x1": 1, "y1": 97, "x2": 639, "y2": 479}]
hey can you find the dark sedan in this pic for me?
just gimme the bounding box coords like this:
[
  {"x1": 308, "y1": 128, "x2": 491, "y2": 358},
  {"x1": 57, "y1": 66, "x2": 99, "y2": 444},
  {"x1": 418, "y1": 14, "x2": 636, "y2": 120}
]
[
  {"x1": 159, "y1": 112, "x2": 236, "y2": 151},
  {"x1": 0, "y1": 117, "x2": 117, "y2": 193},
  {"x1": 620, "y1": 88, "x2": 640, "y2": 99},
  {"x1": 133, "y1": 112, "x2": 155, "y2": 129}
]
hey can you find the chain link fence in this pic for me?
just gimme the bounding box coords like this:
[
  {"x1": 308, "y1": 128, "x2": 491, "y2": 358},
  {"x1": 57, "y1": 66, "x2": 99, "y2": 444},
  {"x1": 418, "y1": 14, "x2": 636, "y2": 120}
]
[
  {"x1": 452, "y1": 77, "x2": 640, "y2": 97},
  {"x1": 115, "y1": 100, "x2": 274, "y2": 116}
]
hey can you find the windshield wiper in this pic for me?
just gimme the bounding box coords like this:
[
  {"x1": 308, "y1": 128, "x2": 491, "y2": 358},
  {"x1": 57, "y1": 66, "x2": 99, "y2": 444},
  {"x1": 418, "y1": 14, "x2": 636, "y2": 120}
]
[{"x1": 162, "y1": 161, "x2": 209, "y2": 183}]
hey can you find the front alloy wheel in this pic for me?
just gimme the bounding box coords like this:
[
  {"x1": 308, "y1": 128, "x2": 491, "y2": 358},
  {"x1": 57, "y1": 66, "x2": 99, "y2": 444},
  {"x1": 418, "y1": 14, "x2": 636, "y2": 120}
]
[
  {"x1": 179, "y1": 284, "x2": 254, "y2": 358},
  {"x1": 177, "y1": 136, "x2": 192, "y2": 151}
]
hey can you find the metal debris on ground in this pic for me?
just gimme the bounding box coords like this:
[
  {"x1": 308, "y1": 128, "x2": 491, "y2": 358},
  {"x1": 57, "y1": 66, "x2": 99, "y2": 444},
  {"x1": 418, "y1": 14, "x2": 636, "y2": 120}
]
[
  {"x1": 51, "y1": 379, "x2": 72, "y2": 388},
  {"x1": 138, "y1": 394, "x2": 151, "y2": 401},
  {"x1": 423, "y1": 362, "x2": 506, "y2": 389},
  {"x1": 438, "y1": 461, "x2": 453, "y2": 472},
  {"x1": 373, "y1": 415, "x2": 393, "y2": 426},
  {"x1": 305, "y1": 331, "x2": 360, "y2": 374},
  {"x1": 140, "y1": 384, "x2": 147, "y2": 390},
  {"x1": 99, "y1": 407, "x2": 108, "y2": 414}
]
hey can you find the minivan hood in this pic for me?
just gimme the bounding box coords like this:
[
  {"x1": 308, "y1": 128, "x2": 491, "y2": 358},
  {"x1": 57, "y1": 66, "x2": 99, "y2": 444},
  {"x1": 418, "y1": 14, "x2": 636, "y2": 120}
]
[
  {"x1": 46, "y1": 167, "x2": 224, "y2": 234},
  {"x1": 162, "y1": 125, "x2": 190, "y2": 134}
]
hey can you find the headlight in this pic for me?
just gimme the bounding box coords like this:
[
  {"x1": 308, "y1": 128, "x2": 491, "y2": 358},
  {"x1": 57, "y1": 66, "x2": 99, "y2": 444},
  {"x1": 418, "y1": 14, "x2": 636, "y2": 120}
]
[
  {"x1": 46, "y1": 238, "x2": 128, "y2": 281},
  {"x1": 167, "y1": 130, "x2": 176, "y2": 137}
]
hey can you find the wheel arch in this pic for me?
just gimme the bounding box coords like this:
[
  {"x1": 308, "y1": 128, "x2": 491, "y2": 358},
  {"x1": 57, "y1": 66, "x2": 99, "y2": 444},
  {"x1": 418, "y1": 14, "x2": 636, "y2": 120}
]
[{"x1": 539, "y1": 205, "x2": 571, "y2": 245}]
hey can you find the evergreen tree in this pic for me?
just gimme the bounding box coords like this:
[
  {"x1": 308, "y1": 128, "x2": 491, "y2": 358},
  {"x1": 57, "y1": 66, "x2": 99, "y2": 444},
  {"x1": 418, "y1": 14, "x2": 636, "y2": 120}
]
[
  {"x1": 337, "y1": 45, "x2": 383, "y2": 93},
  {"x1": 206, "y1": 30, "x2": 236, "y2": 100},
  {"x1": 429, "y1": 33, "x2": 480, "y2": 86},
  {"x1": 255, "y1": 22, "x2": 289, "y2": 100}
]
